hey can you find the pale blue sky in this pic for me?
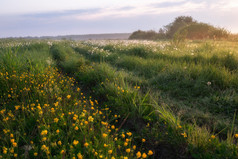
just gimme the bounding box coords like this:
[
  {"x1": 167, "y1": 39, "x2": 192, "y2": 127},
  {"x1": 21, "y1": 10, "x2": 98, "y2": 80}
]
[{"x1": 0, "y1": 0, "x2": 238, "y2": 37}]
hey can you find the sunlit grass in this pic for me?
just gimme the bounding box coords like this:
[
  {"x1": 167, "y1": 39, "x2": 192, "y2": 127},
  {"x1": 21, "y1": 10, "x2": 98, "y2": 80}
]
[{"x1": 0, "y1": 39, "x2": 238, "y2": 158}]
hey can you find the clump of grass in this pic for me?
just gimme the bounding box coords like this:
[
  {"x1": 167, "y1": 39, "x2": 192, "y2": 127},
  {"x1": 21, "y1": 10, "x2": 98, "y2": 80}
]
[
  {"x1": 75, "y1": 62, "x2": 116, "y2": 89},
  {"x1": 50, "y1": 43, "x2": 75, "y2": 64},
  {"x1": 60, "y1": 55, "x2": 86, "y2": 75}
]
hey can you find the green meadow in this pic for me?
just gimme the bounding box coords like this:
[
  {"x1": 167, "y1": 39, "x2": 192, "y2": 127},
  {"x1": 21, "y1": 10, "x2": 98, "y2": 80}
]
[{"x1": 0, "y1": 39, "x2": 238, "y2": 158}]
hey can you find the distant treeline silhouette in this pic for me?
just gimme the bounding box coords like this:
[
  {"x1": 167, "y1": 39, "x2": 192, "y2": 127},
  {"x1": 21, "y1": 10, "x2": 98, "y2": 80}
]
[{"x1": 129, "y1": 16, "x2": 230, "y2": 40}]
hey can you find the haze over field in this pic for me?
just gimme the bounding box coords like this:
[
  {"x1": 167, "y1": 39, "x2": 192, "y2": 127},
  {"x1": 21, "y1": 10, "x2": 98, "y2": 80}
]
[{"x1": 1, "y1": 0, "x2": 238, "y2": 38}]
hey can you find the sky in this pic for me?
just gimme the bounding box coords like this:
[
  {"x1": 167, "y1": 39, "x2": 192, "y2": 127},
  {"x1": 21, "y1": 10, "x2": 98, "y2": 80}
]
[{"x1": 0, "y1": 0, "x2": 238, "y2": 38}]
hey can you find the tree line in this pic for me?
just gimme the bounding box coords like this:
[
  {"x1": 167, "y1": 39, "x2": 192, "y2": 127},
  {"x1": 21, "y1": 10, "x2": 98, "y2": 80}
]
[{"x1": 129, "y1": 16, "x2": 230, "y2": 40}]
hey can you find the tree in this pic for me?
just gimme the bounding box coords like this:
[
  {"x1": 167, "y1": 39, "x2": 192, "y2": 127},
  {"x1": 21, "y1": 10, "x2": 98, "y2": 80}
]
[
  {"x1": 165, "y1": 16, "x2": 197, "y2": 38},
  {"x1": 129, "y1": 30, "x2": 159, "y2": 40}
]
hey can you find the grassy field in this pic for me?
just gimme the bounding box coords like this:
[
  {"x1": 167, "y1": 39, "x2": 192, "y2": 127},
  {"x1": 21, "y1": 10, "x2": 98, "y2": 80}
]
[{"x1": 0, "y1": 39, "x2": 238, "y2": 158}]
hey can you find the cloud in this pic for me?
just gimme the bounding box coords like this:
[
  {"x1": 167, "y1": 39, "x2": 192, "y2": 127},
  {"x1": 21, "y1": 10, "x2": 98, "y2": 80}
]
[
  {"x1": 210, "y1": 0, "x2": 238, "y2": 10},
  {"x1": 72, "y1": 1, "x2": 206, "y2": 20},
  {"x1": 152, "y1": 0, "x2": 187, "y2": 7},
  {"x1": 23, "y1": 8, "x2": 101, "y2": 19}
]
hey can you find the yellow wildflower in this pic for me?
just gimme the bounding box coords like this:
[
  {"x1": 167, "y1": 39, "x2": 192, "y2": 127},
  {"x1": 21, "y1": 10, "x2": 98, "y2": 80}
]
[
  {"x1": 142, "y1": 153, "x2": 147, "y2": 158},
  {"x1": 13, "y1": 142, "x2": 17, "y2": 147},
  {"x1": 41, "y1": 130, "x2": 48, "y2": 136},
  {"x1": 42, "y1": 137, "x2": 47, "y2": 142},
  {"x1": 10, "y1": 134, "x2": 14, "y2": 138},
  {"x1": 104, "y1": 144, "x2": 108, "y2": 147},
  {"x1": 136, "y1": 151, "x2": 141, "y2": 158},
  {"x1": 124, "y1": 142, "x2": 128, "y2": 147},
  {"x1": 102, "y1": 133, "x2": 107, "y2": 138},
  {"x1": 108, "y1": 150, "x2": 113, "y2": 154},
  {"x1": 88, "y1": 116, "x2": 94, "y2": 122},
  {"x1": 54, "y1": 118, "x2": 59, "y2": 123},
  {"x1": 73, "y1": 140, "x2": 79, "y2": 146},
  {"x1": 10, "y1": 148, "x2": 14, "y2": 153},
  {"x1": 77, "y1": 153, "x2": 83, "y2": 159},
  {"x1": 234, "y1": 134, "x2": 238, "y2": 138},
  {"x1": 61, "y1": 150, "x2": 65, "y2": 154},
  {"x1": 126, "y1": 132, "x2": 132, "y2": 136},
  {"x1": 181, "y1": 132, "x2": 187, "y2": 138},
  {"x1": 41, "y1": 145, "x2": 49, "y2": 151},
  {"x1": 84, "y1": 142, "x2": 89, "y2": 148},
  {"x1": 148, "y1": 150, "x2": 153, "y2": 156}
]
